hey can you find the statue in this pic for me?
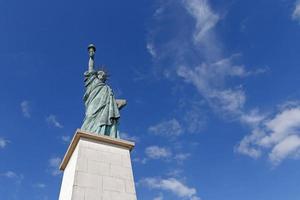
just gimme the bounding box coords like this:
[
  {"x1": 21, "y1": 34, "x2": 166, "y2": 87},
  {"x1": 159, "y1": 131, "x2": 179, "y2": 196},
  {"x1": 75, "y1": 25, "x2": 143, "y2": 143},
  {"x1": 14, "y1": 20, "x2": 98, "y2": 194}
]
[{"x1": 81, "y1": 44, "x2": 126, "y2": 138}]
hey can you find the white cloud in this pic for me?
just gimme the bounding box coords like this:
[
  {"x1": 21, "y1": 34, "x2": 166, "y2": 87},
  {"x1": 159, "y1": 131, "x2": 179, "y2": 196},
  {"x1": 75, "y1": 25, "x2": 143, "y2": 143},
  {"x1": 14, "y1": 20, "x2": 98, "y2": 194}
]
[
  {"x1": 153, "y1": 193, "x2": 164, "y2": 200},
  {"x1": 132, "y1": 157, "x2": 148, "y2": 164},
  {"x1": 183, "y1": 0, "x2": 219, "y2": 43},
  {"x1": 167, "y1": 169, "x2": 184, "y2": 177},
  {"x1": 21, "y1": 100, "x2": 31, "y2": 118},
  {"x1": 149, "y1": 0, "x2": 275, "y2": 165},
  {"x1": 149, "y1": 119, "x2": 183, "y2": 137},
  {"x1": 140, "y1": 177, "x2": 201, "y2": 200},
  {"x1": 120, "y1": 132, "x2": 139, "y2": 142},
  {"x1": 182, "y1": 103, "x2": 206, "y2": 133},
  {"x1": 148, "y1": 1, "x2": 264, "y2": 119},
  {"x1": 240, "y1": 109, "x2": 266, "y2": 126},
  {"x1": 49, "y1": 157, "x2": 61, "y2": 167},
  {"x1": 0, "y1": 171, "x2": 24, "y2": 184},
  {"x1": 0, "y1": 138, "x2": 9, "y2": 149},
  {"x1": 182, "y1": 0, "x2": 222, "y2": 60},
  {"x1": 33, "y1": 183, "x2": 46, "y2": 188},
  {"x1": 292, "y1": 0, "x2": 300, "y2": 22},
  {"x1": 1, "y1": 171, "x2": 17, "y2": 178},
  {"x1": 149, "y1": 106, "x2": 205, "y2": 136},
  {"x1": 260, "y1": 107, "x2": 300, "y2": 147},
  {"x1": 144, "y1": 146, "x2": 191, "y2": 163},
  {"x1": 61, "y1": 135, "x2": 71, "y2": 143},
  {"x1": 208, "y1": 88, "x2": 246, "y2": 115},
  {"x1": 147, "y1": 42, "x2": 157, "y2": 58},
  {"x1": 269, "y1": 135, "x2": 300, "y2": 164},
  {"x1": 145, "y1": 146, "x2": 172, "y2": 159},
  {"x1": 175, "y1": 153, "x2": 191, "y2": 162},
  {"x1": 177, "y1": 62, "x2": 246, "y2": 116},
  {"x1": 46, "y1": 115, "x2": 63, "y2": 128},
  {"x1": 235, "y1": 128, "x2": 263, "y2": 159},
  {"x1": 148, "y1": 0, "x2": 222, "y2": 72},
  {"x1": 48, "y1": 157, "x2": 62, "y2": 176},
  {"x1": 236, "y1": 105, "x2": 300, "y2": 165}
]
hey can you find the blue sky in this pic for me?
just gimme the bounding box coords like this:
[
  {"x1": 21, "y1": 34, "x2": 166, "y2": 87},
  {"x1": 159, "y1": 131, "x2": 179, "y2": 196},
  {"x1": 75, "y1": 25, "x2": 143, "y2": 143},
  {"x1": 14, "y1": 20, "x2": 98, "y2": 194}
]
[{"x1": 1, "y1": 0, "x2": 300, "y2": 199}]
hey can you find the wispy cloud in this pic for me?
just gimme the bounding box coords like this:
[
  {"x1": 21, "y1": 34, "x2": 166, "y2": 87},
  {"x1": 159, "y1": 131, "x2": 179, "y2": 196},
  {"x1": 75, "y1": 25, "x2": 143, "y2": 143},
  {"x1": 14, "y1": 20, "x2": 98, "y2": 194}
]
[
  {"x1": 148, "y1": 0, "x2": 264, "y2": 120},
  {"x1": 120, "y1": 132, "x2": 140, "y2": 142},
  {"x1": 147, "y1": 42, "x2": 157, "y2": 58},
  {"x1": 149, "y1": 0, "x2": 284, "y2": 166},
  {"x1": 143, "y1": 145, "x2": 191, "y2": 164},
  {"x1": 236, "y1": 103, "x2": 300, "y2": 165},
  {"x1": 0, "y1": 137, "x2": 9, "y2": 149},
  {"x1": 46, "y1": 115, "x2": 63, "y2": 128},
  {"x1": 0, "y1": 171, "x2": 24, "y2": 184},
  {"x1": 183, "y1": 0, "x2": 219, "y2": 44},
  {"x1": 148, "y1": 101, "x2": 206, "y2": 136},
  {"x1": 48, "y1": 157, "x2": 62, "y2": 176},
  {"x1": 33, "y1": 183, "x2": 46, "y2": 189},
  {"x1": 167, "y1": 169, "x2": 184, "y2": 177},
  {"x1": 140, "y1": 177, "x2": 201, "y2": 200},
  {"x1": 149, "y1": 119, "x2": 183, "y2": 137},
  {"x1": 182, "y1": 105, "x2": 206, "y2": 133},
  {"x1": 60, "y1": 135, "x2": 71, "y2": 143},
  {"x1": 1, "y1": 171, "x2": 18, "y2": 178},
  {"x1": 153, "y1": 193, "x2": 164, "y2": 200},
  {"x1": 132, "y1": 157, "x2": 148, "y2": 164},
  {"x1": 240, "y1": 109, "x2": 266, "y2": 127},
  {"x1": 292, "y1": 0, "x2": 300, "y2": 22},
  {"x1": 145, "y1": 146, "x2": 172, "y2": 159},
  {"x1": 177, "y1": 61, "x2": 247, "y2": 117},
  {"x1": 174, "y1": 153, "x2": 191, "y2": 162},
  {"x1": 21, "y1": 100, "x2": 31, "y2": 118}
]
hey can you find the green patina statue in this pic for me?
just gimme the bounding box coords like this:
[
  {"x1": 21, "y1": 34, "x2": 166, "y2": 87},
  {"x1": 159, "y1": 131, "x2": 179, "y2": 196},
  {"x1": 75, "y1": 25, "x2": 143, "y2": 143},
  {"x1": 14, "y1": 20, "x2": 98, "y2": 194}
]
[{"x1": 81, "y1": 44, "x2": 126, "y2": 138}]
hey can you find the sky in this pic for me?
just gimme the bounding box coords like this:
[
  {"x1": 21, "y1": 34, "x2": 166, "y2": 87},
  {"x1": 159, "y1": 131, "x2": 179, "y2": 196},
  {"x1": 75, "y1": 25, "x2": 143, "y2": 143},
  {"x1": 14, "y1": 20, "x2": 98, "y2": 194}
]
[{"x1": 0, "y1": 0, "x2": 300, "y2": 199}]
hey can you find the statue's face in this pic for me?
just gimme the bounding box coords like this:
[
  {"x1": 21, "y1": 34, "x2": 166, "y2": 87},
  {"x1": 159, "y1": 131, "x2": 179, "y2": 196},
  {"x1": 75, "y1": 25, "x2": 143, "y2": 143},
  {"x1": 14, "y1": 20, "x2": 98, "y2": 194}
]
[{"x1": 97, "y1": 71, "x2": 107, "y2": 82}]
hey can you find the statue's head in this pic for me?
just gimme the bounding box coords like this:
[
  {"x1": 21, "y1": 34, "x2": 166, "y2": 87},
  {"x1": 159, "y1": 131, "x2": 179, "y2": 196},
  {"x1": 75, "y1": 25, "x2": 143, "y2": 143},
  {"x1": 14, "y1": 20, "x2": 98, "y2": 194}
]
[
  {"x1": 88, "y1": 44, "x2": 96, "y2": 57},
  {"x1": 97, "y1": 70, "x2": 108, "y2": 83}
]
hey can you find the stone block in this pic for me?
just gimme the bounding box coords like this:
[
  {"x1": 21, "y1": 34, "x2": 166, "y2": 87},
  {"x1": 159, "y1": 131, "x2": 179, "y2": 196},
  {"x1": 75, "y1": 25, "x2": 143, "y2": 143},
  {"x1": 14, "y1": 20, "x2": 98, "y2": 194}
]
[
  {"x1": 72, "y1": 186, "x2": 85, "y2": 200},
  {"x1": 79, "y1": 148, "x2": 100, "y2": 162},
  {"x1": 108, "y1": 192, "x2": 137, "y2": 200},
  {"x1": 103, "y1": 176, "x2": 125, "y2": 192},
  {"x1": 76, "y1": 157, "x2": 88, "y2": 172},
  {"x1": 88, "y1": 160, "x2": 110, "y2": 176},
  {"x1": 74, "y1": 171, "x2": 102, "y2": 190},
  {"x1": 122, "y1": 154, "x2": 132, "y2": 168},
  {"x1": 99, "y1": 151, "x2": 123, "y2": 165},
  {"x1": 110, "y1": 165, "x2": 133, "y2": 180},
  {"x1": 85, "y1": 188, "x2": 103, "y2": 200}
]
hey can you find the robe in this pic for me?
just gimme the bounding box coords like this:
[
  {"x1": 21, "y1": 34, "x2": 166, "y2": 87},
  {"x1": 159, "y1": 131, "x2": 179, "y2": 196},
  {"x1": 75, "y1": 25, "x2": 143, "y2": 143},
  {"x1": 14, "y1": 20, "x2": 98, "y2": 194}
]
[{"x1": 81, "y1": 71, "x2": 120, "y2": 138}]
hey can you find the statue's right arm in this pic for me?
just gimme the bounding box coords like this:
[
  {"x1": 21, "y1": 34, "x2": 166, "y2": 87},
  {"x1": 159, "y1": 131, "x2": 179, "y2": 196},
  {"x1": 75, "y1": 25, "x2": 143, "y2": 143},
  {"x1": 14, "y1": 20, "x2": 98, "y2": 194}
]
[{"x1": 88, "y1": 57, "x2": 94, "y2": 73}]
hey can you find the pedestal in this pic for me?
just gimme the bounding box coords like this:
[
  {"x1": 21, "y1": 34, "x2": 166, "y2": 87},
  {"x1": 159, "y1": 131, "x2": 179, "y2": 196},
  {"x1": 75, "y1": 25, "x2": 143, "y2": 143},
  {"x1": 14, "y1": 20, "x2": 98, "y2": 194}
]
[{"x1": 58, "y1": 129, "x2": 137, "y2": 200}]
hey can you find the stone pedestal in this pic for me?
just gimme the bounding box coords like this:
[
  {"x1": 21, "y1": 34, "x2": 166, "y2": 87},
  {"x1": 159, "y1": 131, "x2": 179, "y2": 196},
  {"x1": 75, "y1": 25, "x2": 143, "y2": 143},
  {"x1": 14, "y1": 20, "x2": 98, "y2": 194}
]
[{"x1": 58, "y1": 129, "x2": 137, "y2": 200}]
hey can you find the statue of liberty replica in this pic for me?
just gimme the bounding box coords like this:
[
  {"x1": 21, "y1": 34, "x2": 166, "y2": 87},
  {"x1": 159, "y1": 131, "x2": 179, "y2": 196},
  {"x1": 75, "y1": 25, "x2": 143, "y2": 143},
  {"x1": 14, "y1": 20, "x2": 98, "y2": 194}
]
[
  {"x1": 81, "y1": 44, "x2": 126, "y2": 138},
  {"x1": 58, "y1": 44, "x2": 137, "y2": 200}
]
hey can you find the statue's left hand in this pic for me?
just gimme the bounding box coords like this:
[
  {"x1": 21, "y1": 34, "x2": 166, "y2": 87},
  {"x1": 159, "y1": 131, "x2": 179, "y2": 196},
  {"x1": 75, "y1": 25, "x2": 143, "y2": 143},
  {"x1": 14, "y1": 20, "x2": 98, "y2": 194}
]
[{"x1": 116, "y1": 99, "x2": 127, "y2": 110}]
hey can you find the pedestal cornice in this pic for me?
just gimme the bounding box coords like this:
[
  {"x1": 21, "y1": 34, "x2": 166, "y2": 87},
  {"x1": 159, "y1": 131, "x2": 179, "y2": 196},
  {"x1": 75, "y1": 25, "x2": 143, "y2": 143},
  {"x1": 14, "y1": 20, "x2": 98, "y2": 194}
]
[{"x1": 59, "y1": 129, "x2": 135, "y2": 171}]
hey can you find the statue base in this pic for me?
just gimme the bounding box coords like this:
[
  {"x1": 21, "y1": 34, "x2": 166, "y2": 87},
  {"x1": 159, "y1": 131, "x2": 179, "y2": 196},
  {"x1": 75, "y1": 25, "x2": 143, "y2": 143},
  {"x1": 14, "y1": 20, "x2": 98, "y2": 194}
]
[{"x1": 58, "y1": 129, "x2": 137, "y2": 200}]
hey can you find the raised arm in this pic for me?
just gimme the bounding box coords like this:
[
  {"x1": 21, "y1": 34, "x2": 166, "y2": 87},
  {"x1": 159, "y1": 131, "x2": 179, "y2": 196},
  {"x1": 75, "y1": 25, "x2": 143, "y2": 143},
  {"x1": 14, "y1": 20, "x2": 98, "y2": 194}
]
[{"x1": 87, "y1": 44, "x2": 96, "y2": 72}]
